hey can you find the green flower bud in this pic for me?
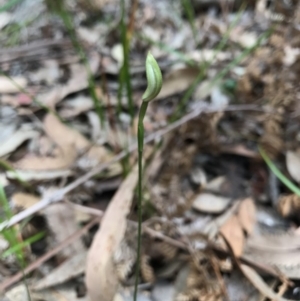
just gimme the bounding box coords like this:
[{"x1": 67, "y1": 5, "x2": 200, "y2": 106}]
[{"x1": 142, "y1": 52, "x2": 163, "y2": 102}]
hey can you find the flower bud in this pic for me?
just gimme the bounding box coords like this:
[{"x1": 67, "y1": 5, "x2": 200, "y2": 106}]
[{"x1": 142, "y1": 52, "x2": 162, "y2": 102}]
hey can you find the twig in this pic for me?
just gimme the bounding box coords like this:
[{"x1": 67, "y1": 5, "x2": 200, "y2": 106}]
[
  {"x1": 0, "y1": 217, "x2": 99, "y2": 292},
  {"x1": 0, "y1": 104, "x2": 261, "y2": 231}
]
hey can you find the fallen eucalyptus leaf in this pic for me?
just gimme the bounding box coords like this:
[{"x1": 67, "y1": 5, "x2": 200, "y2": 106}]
[{"x1": 85, "y1": 165, "x2": 138, "y2": 301}]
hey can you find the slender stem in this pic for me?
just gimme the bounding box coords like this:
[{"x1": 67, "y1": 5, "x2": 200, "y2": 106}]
[
  {"x1": 120, "y1": 0, "x2": 134, "y2": 121},
  {"x1": 133, "y1": 101, "x2": 148, "y2": 301},
  {"x1": 259, "y1": 147, "x2": 300, "y2": 196}
]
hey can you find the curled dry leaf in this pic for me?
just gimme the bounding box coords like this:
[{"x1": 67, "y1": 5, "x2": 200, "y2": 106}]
[
  {"x1": 220, "y1": 215, "x2": 244, "y2": 257},
  {"x1": 85, "y1": 165, "x2": 138, "y2": 301},
  {"x1": 155, "y1": 67, "x2": 199, "y2": 100},
  {"x1": 237, "y1": 198, "x2": 256, "y2": 235},
  {"x1": 286, "y1": 150, "x2": 300, "y2": 183}
]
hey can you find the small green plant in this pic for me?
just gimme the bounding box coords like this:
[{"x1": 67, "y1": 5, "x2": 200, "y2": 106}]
[
  {"x1": 0, "y1": 184, "x2": 33, "y2": 300},
  {"x1": 259, "y1": 147, "x2": 300, "y2": 196},
  {"x1": 133, "y1": 52, "x2": 162, "y2": 301}
]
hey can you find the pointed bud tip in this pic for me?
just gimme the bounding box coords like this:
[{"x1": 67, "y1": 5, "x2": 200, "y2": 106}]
[{"x1": 142, "y1": 52, "x2": 163, "y2": 102}]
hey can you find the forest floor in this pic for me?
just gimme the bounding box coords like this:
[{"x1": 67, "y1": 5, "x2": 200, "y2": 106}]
[{"x1": 1, "y1": 0, "x2": 300, "y2": 300}]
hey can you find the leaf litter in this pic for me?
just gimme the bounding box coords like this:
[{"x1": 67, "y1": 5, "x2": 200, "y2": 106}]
[{"x1": 2, "y1": 0, "x2": 300, "y2": 301}]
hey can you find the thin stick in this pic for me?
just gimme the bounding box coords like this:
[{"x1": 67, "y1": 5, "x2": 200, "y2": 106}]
[
  {"x1": 0, "y1": 217, "x2": 99, "y2": 292},
  {"x1": 0, "y1": 104, "x2": 261, "y2": 231}
]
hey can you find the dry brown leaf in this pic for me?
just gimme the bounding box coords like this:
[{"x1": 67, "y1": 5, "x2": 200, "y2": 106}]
[
  {"x1": 44, "y1": 114, "x2": 115, "y2": 170},
  {"x1": 192, "y1": 193, "x2": 231, "y2": 214},
  {"x1": 237, "y1": 198, "x2": 256, "y2": 235},
  {"x1": 13, "y1": 145, "x2": 77, "y2": 170},
  {"x1": 155, "y1": 67, "x2": 199, "y2": 100},
  {"x1": 246, "y1": 229, "x2": 300, "y2": 252},
  {"x1": 277, "y1": 193, "x2": 300, "y2": 218},
  {"x1": 85, "y1": 165, "x2": 138, "y2": 301},
  {"x1": 11, "y1": 192, "x2": 40, "y2": 210},
  {"x1": 33, "y1": 252, "x2": 87, "y2": 290},
  {"x1": 220, "y1": 215, "x2": 244, "y2": 257},
  {"x1": 286, "y1": 150, "x2": 300, "y2": 183},
  {"x1": 240, "y1": 264, "x2": 292, "y2": 301},
  {"x1": 0, "y1": 76, "x2": 27, "y2": 93},
  {"x1": 44, "y1": 114, "x2": 90, "y2": 150},
  {"x1": 44, "y1": 203, "x2": 85, "y2": 259}
]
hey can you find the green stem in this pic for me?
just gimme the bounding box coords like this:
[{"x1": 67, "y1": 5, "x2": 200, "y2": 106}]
[
  {"x1": 134, "y1": 101, "x2": 148, "y2": 301},
  {"x1": 259, "y1": 147, "x2": 300, "y2": 196},
  {"x1": 120, "y1": 0, "x2": 134, "y2": 121}
]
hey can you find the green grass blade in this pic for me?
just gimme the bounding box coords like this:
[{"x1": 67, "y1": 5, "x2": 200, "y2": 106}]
[
  {"x1": 0, "y1": 159, "x2": 31, "y2": 189},
  {"x1": 120, "y1": 0, "x2": 134, "y2": 121},
  {"x1": 259, "y1": 147, "x2": 300, "y2": 196},
  {"x1": 181, "y1": 0, "x2": 197, "y2": 44},
  {"x1": 2, "y1": 231, "x2": 45, "y2": 258}
]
